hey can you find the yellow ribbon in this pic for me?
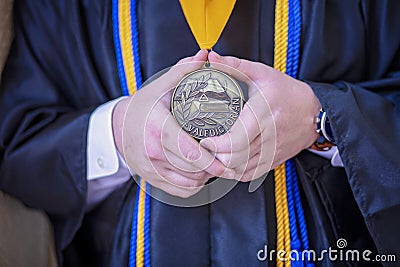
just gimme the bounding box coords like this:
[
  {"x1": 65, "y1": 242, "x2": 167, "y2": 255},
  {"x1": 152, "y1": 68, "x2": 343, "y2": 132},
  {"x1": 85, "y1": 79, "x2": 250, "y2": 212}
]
[{"x1": 179, "y1": 0, "x2": 236, "y2": 49}]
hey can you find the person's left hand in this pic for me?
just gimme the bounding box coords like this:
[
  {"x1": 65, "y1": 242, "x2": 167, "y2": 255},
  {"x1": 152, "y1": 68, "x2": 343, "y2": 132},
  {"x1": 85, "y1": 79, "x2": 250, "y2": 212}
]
[{"x1": 199, "y1": 52, "x2": 321, "y2": 182}]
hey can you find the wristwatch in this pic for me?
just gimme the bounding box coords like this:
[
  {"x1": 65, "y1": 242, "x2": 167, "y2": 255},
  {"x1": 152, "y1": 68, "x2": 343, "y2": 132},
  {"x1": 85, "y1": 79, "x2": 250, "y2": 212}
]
[{"x1": 310, "y1": 108, "x2": 336, "y2": 151}]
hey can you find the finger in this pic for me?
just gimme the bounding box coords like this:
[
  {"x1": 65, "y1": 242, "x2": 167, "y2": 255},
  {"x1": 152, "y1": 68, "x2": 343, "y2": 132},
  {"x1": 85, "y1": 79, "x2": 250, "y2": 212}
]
[
  {"x1": 160, "y1": 113, "x2": 236, "y2": 179},
  {"x1": 142, "y1": 158, "x2": 207, "y2": 189},
  {"x1": 200, "y1": 92, "x2": 269, "y2": 153},
  {"x1": 151, "y1": 50, "x2": 209, "y2": 93},
  {"x1": 214, "y1": 133, "x2": 262, "y2": 168},
  {"x1": 164, "y1": 147, "x2": 213, "y2": 173},
  {"x1": 235, "y1": 152, "x2": 262, "y2": 174},
  {"x1": 234, "y1": 135, "x2": 275, "y2": 174},
  {"x1": 146, "y1": 172, "x2": 204, "y2": 199},
  {"x1": 165, "y1": 165, "x2": 213, "y2": 182},
  {"x1": 160, "y1": 169, "x2": 205, "y2": 188},
  {"x1": 237, "y1": 161, "x2": 272, "y2": 182},
  {"x1": 146, "y1": 142, "x2": 215, "y2": 180}
]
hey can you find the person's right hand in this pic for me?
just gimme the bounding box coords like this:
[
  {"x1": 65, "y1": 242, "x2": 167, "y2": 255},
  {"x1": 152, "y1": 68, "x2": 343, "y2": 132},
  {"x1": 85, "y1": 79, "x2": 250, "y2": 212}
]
[{"x1": 112, "y1": 50, "x2": 235, "y2": 198}]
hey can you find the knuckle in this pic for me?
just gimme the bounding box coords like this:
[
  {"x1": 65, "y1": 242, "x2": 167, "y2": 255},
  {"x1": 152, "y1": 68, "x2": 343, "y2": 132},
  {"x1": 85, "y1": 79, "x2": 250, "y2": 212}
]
[
  {"x1": 211, "y1": 163, "x2": 226, "y2": 177},
  {"x1": 146, "y1": 121, "x2": 162, "y2": 139},
  {"x1": 234, "y1": 135, "x2": 250, "y2": 149},
  {"x1": 165, "y1": 172, "x2": 188, "y2": 187},
  {"x1": 192, "y1": 171, "x2": 208, "y2": 181},
  {"x1": 240, "y1": 174, "x2": 252, "y2": 182},
  {"x1": 218, "y1": 153, "x2": 231, "y2": 166},
  {"x1": 184, "y1": 149, "x2": 201, "y2": 162},
  {"x1": 139, "y1": 164, "x2": 156, "y2": 177},
  {"x1": 146, "y1": 146, "x2": 163, "y2": 160},
  {"x1": 228, "y1": 56, "x2": 241, "y2": 69}
]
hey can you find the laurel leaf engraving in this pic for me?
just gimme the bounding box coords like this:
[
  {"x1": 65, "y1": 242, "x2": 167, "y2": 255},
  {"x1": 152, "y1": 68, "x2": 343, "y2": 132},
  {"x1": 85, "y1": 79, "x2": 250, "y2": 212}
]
[
  {"x1": 174, "y1": 110, "x2": 184, "y2": 122},
  {"x1": 181, "y1": 93, "x2": 185, "y2": 106},
  {"x1": 192, "y1": 118, "x2": 205, "y2": 126},
  {"x1": 202, "y1": 118, "x2": 217, "y2": 125},
  {"x1": 198, "y1": 113, "x2": 208, "y2": 119},
  {"x1": 186, "y1": 110, "x2": 200, "y2": 121},
  {"x1": 193, "y1": 80, "x2": 198, "y2": 91},
  {"x1": 176, "y1": 73, "x2": 212, "y2": 122},
  {"x1": 199, "y1": 83, "x2": 207, "y2": 90},
  {"x1": 199, "y1": 74, "x2": 204, "y2": 84},
  {"x1": 183, "y1": 101, "x2": 191, "y2": 114},
  {"x1": 174, "y1": 103, "x2": 185, "y2": 121},
  {"x1": 204, "y1": 73, "x2": 212, "y2": 82}
]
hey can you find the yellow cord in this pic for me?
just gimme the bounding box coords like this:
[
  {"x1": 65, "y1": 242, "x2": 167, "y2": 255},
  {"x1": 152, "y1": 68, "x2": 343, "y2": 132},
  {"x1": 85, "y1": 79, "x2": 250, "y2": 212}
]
[
  {"x1": 274, "y1": 0, "x2": 291, "y2": 266},
  {"x1": 119, "y1": 0, "x2": 138, "y2": 95},
  {"x1": 135, "y1": 178, "x2": 146, "y2": 266}
]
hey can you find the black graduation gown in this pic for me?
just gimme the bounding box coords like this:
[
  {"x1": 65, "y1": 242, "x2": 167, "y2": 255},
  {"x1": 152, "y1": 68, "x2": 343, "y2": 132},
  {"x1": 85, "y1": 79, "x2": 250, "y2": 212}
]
[{"x1": 0, "y1": 0, "x2": 399, "y2": 266}]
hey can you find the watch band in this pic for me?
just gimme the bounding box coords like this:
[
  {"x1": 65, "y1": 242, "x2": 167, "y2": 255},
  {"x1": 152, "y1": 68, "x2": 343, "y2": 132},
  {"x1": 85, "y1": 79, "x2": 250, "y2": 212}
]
[{"x1": 310, "y1": 108, "x2": 336, "y2": 151}]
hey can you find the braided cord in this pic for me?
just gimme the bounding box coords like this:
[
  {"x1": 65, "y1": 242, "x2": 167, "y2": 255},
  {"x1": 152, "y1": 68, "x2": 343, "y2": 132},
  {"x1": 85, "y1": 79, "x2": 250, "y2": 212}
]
[
  {"x1": 274, "y1": 0, "x2": 291, "y2": 265},
  {"x1": 112, "y1": 0, "x2": 151, "y2": 266},
  {"x1": 274, "y1": 0, "x2": 313, "y2": 266}
]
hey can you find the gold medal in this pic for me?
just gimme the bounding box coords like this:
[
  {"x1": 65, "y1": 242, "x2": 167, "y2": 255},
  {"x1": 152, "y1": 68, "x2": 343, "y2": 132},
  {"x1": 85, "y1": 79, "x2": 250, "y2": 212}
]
[
  {"x1": 171, "y1": 65, "x2": 243, "y2": 139},
  {"x1": 172, "y1": 0, "x2": 242, "y2": 138}
]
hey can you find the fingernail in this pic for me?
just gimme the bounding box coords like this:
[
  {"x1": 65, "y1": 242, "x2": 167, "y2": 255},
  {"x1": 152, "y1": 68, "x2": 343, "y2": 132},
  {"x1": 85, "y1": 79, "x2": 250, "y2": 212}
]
[
  {"x1": 210, "y1": 51, "x2": 221, "y2": 61},
  {"x1": 213, "y1": 51, "x2": 221, "y2": 60}
]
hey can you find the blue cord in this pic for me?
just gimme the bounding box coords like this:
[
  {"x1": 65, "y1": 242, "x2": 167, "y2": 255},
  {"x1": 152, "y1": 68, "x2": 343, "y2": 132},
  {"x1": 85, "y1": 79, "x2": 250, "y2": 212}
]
[
  {"x1": 112, "y1": 1, "x2": 151, "y2": 266},
  {"x1": 129, "y1": 178, "x2": 141, "y2": 266},
  {"x1": 286, "y1": 0, "x2": 314, "y2": 266},
  {"x1": 286, "y1": 161, "x2": 302, "y2": 267},
  {"x1": 112, "y1": 0, "x2": 129, "y2": 97}
]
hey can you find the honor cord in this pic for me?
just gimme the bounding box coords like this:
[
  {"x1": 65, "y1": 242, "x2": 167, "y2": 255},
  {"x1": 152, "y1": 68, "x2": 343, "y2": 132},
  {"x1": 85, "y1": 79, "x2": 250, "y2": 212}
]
[
  {"x1": 112, "y1": 0, "x2": 151, "y2": 266},
  {"x1": 274, "y1": 0, "x2": 313, "y2": 266}
]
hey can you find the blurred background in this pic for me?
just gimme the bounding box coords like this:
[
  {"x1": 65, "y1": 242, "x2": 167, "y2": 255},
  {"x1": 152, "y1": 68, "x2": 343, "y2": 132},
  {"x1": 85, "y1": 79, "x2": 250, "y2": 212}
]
[{"x1": 0, "y1": 0, "x2": 58, "y2": 266}]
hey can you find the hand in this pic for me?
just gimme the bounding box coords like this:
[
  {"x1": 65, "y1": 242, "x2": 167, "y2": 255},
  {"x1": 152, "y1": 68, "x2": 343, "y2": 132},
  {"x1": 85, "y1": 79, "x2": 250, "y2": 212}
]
[
  {"x1": 113, "y1": 50, "x2": 235, "y2": 198},
  {"x1": 200, "y1": 52, "x2": 321, "y2": 182}
]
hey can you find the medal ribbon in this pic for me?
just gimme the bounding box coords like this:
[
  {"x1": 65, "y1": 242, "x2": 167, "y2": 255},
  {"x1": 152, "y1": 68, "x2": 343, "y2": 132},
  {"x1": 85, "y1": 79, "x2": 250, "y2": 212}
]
[
  {"x1": 112, "y1": 0, "x2": 151, "y2": 267},
  {"x1": 179, "y1": 0, "x2": 237, "y2": 49},
  {"x1": 113, "y1": 0, "x2": 312, "y2": 266}
]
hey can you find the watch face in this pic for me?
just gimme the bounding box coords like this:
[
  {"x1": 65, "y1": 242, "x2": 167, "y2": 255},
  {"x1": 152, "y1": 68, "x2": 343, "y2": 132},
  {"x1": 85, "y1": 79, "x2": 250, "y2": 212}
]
[
  {"x1": 320, "y1": 111, "x2": 335, "y2": 144},
  {"x1": 311, "y1": 109, "x2": 335, "y2": 151}
]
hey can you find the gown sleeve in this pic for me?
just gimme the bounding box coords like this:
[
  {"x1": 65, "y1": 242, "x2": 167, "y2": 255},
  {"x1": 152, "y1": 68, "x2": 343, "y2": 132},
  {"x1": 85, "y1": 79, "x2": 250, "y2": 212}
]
[
  {"x1": 308, "y1": 55, "x2": 400, "y2": 258},
  {"x1": 298, "y1": 1, "x2": 400, "y2": 258},
  {"x1": 0, "y1": 0, "x2": 119, "y2": 262}
]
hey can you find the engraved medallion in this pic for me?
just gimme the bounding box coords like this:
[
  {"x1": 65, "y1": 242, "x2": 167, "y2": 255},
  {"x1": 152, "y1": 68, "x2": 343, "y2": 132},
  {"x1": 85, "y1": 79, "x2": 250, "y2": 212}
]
[{"x1": 171, "y1": 67, "x2": 243, "y2": 139}]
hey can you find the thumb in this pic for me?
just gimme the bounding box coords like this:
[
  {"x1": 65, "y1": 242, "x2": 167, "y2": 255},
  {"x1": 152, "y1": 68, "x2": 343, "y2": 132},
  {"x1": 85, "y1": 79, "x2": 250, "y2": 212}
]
[{"x1": 155, "y1": 50, "x2": 209, "y2": 91}]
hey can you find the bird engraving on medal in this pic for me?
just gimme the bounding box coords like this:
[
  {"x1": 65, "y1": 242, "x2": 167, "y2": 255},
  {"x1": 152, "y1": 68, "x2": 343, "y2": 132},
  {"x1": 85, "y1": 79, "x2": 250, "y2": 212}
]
[{"x1": 171, "y1": 68, "x2": 243, "y2": 139}]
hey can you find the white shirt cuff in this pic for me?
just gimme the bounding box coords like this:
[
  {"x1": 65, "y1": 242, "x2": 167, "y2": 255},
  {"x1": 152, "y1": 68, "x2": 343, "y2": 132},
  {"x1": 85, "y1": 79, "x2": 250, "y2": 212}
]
[
  {"x1": 87, "y1": 97, "x2": 128, "y2": 180},
  {"x1": 86, "y1": 152, "x2": 131, "y2": 210},
  {"x1": 86, "y1": 97, "x2": 131, "y2": 210},
  {"x1": 308, "y1": 146, "x2": 344, "y2": 167}
]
